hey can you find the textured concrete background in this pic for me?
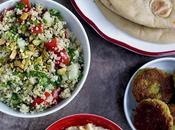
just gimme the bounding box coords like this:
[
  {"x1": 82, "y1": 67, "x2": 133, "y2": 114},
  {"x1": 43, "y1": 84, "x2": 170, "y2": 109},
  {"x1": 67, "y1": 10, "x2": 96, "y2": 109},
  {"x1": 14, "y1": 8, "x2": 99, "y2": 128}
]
[{"x1": 0, "y1": 0, "x2": 157, "y2": 130}]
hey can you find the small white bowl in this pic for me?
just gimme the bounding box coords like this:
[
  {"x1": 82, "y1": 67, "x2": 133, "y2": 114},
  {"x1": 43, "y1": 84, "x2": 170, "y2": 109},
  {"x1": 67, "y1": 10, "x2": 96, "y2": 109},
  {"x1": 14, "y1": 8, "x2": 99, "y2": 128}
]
[
  {"x1": 124, "y1": 57, "x2": 175, "y2": 130},
  {"x1": 0, "y1": 0, "x2": 91, "y2": 118}
]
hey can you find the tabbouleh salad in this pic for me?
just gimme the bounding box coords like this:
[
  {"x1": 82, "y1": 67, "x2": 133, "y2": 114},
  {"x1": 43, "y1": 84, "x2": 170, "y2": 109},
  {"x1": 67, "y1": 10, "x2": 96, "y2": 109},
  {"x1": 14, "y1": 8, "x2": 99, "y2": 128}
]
[{"x1": 0, "y1": 0, "x2": 83, "y2": 113}]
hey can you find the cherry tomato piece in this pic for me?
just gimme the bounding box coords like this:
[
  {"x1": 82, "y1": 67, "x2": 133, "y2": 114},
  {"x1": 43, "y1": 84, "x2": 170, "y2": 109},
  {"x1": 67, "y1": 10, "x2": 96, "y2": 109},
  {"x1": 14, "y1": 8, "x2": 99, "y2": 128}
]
[
  {"x1": 44, "y1": 38, "x2": 58, "y2": 51},
  {"x1": 20, "y1": 0, "x2": 30, "y2": 8},
  {"x1": 23, "y1": 7, "x2": 30, "y2": 13},
  {"x1": 52, "y1": 88, "x2": 62, "y2": 100},
  {"x1": 31, "y1": 24, "x2": 43, "y2": 34},
  {"x1": 44, "y1": 92, "x2": 51, "y2": 99},
  {"x1": 32, "y1": 98, "x2": 44, "y2": 107},
  {"x1": 55, "y1": 48, "x2": 70, "y2": 66}
]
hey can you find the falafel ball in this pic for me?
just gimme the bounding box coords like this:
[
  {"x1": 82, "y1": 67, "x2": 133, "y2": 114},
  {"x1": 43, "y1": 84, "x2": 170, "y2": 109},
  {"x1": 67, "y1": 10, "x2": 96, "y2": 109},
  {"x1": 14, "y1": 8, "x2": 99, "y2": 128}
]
[
  {"x1": 134, "y1": 99, "x2": 173, "y2": 130},
  {"x1": 132, "y1": 68, "x2": 174, "y2": 103},
  {"x1": 169, "y1": 104, "x2": 175, "y2": 123}
]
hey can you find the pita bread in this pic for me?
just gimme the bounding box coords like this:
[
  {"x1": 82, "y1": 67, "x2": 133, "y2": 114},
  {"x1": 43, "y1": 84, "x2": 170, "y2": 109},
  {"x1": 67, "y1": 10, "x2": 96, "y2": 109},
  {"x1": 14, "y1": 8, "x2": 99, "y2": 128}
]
[
  {"x1": 96, "y1": 0, "x2": 175, "y2": 43},
  {"x1": 108, "y1": 0, "x2": 175, "y2": 28}
]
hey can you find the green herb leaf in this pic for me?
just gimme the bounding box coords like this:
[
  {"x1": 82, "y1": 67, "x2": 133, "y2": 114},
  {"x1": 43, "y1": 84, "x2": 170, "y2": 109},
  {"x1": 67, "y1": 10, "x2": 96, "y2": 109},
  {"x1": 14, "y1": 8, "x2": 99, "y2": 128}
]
[
  {"x1": 16, "y1": 2, "x2": 25, "y2": 10},
  {"x1": 19, "y1": 24, "x2": 28, "y2": 32},
  {"x1": 67, "y1": 48, "x2": 75, "y2": 62},
  {"x1": 33, "y1": 20, "x2": 40, "y2": 26},
  {"x1": 49, "y1": 9, "x2": 63, "y2": 20},
  {"x1": 11, "y1": 93, "x2": 18, "y2": 100},
  {"x1": 11, "y1": 93, "x2": 21, "y2": 106},
  {"x1": 27, "y1": 71, "x2": 48, "y2": 78},
  {"x1": 0, "y1": 83, "x2": 7, "y2": 88},
  {"x1": 39, "y1": 77, "x2": 49, "y2": 87},
  {"x1": 10, "y1": 26, "x2": 18, "y2": 33}
]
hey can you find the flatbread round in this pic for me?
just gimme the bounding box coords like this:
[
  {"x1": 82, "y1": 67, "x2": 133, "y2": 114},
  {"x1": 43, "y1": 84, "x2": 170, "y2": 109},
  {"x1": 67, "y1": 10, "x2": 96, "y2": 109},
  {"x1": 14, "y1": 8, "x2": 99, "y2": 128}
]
[
  {"x1": 96, "y1": 0, "x2": 175, "y2": 43},
  {"x1": 108, "y1": 0, "x2": 175, "y2": 29}
]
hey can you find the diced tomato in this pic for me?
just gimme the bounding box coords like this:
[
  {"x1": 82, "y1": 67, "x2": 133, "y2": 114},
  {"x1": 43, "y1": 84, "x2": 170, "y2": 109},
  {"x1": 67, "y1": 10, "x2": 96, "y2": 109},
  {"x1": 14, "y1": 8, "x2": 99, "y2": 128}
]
[
  {"x1": 23, "y1": 7, "x2": 30, "y2": 13},
  {"x1": 52, "y1": 98, "x2": 62, "y2": 105},
  {"x1": 32, "y1": 98, "x2": 44, "y2": 107},
  {"x1": 44, "y1": 38, "x2": 58, "y2": 51},
  {"x1": 44, "y1": 101, "x2": 49, "y2": 106},
  {"x1": 44, "y1": 38, "x2": 70, "y2": 66},
  {"x1": 52, "y1": 88, "x2": 62, "y2": 104},
  {"x1": 20, "y1": 0, "x2": 30, "y2": 8},
  {"x1": 55, "y1": 48, "x2": 70, "y2": 66},
  {"x1": 31, "y1": 24, "x2": 43, "y2": 34},
  {"x1": 52, "y1": 88, "x2": 62, "y2": 100},
  {"x1": 44, "y1": 92, "x2": 51, "y2": 99}
]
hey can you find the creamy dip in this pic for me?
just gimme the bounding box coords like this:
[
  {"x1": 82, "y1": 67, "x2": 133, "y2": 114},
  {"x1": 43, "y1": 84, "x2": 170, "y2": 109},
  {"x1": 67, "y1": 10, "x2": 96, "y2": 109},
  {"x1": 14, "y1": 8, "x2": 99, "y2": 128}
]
[{"x1": 66, "y1": 123, "x2": 109, "y2": 130}]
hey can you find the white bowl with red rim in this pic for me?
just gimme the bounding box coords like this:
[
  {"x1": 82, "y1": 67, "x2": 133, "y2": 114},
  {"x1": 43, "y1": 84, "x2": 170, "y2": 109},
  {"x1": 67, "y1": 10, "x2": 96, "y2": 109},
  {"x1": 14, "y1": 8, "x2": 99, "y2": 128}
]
[{"x1": 71, "y1": 0, "x2": 175, "y2": 56}]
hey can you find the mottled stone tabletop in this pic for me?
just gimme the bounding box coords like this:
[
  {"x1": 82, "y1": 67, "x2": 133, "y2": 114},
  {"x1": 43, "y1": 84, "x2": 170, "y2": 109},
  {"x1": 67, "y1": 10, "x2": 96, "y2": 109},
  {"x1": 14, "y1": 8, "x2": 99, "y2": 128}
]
[{"x1": 0, "y1": 0, "x2": 159, "y2": 130}]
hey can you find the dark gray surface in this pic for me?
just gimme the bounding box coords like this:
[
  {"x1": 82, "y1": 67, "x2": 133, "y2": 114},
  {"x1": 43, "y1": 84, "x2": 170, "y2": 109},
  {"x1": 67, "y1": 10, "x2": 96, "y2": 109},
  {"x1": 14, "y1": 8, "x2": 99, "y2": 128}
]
[{"x1": 0, "y1": 0, "x2": 158, "y2": 130}]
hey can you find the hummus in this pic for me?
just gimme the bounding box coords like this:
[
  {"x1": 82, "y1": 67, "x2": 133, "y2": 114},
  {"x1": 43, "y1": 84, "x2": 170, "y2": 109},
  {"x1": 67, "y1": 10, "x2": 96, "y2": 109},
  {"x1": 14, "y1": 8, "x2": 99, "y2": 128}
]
[{"x1": 66, "y1": 123, "x2": 109, "y2": 130}]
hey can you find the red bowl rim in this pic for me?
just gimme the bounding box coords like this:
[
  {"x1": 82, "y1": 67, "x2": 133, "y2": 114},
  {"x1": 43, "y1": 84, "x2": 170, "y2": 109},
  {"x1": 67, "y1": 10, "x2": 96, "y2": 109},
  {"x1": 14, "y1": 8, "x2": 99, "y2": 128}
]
[{"x1": 46, "y1": 113, "x2": 123, "y2": 130}]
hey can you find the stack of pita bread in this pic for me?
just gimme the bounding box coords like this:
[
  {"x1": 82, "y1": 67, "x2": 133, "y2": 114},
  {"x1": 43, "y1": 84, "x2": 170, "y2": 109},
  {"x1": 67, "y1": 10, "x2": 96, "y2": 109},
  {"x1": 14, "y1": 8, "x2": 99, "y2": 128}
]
[{"x1": 96, "y1": 0, "x2": 175, "y2": 43}]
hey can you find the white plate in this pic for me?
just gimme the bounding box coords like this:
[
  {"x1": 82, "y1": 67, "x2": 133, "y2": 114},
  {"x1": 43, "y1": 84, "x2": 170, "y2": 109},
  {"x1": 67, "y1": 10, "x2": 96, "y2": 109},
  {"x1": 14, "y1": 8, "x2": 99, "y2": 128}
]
[
  {"x1": 124, "y1": 57, "x2": 175, "y2": 130},
  {"x1": 71, "y1": 0, "x2": 175, "y2": 56}
]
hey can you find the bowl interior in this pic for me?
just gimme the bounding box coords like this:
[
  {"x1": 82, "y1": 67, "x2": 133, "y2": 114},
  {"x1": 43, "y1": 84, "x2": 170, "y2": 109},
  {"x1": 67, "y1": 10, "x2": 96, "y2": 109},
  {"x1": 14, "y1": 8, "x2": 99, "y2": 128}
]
[
  {"x1": 0, "y1": 0, "x2": 90, "y2": 118},
  {"x1": 124, "y1": 58, "x2": 175, "y2": 130},
  {"x1": 47, "y1": 114, "x2": 122, "y2": 130}
]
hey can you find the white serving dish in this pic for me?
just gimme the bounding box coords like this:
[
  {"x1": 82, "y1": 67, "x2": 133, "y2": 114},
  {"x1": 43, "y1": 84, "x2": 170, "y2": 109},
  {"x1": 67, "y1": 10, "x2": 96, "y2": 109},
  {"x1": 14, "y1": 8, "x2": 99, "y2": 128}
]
[
  {"x1": 71, "y1": 0, "x2": 175, "y2": 56},
  {"x1": 0, "y1": 0, "x2": 91, "y2": 118}
]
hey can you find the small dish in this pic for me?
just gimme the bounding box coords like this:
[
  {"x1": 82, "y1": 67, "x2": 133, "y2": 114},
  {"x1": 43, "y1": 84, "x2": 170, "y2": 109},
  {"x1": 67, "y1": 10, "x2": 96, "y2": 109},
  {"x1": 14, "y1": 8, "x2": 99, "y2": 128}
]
[
  {"x1": 46, "y1": 113, "x2": 122, "y2": 130},
  {"x1": 124, "y1": 57, "x2": 175, "y2": 130}
]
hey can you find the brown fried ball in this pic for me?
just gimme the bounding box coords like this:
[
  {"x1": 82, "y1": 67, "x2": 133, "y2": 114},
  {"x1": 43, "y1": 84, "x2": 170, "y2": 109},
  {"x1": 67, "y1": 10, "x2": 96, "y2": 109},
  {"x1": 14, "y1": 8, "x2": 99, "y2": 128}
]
[
  {"x1": 132, "y1": 68, "x2": 174, "y2": 103},
  {"x1": 169, "y1": 104, "x2": 175, "y2": 123},
  {"x1": 134, "y1": 99, "x2": 173, "y2": 130}
]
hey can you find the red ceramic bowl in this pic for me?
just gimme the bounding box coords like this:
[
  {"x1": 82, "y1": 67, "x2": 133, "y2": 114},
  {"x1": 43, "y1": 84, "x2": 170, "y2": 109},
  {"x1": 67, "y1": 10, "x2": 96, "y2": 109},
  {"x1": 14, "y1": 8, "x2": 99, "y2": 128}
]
[{"x1": 46, "y1": 114, "x2": 122, "y2": 130}]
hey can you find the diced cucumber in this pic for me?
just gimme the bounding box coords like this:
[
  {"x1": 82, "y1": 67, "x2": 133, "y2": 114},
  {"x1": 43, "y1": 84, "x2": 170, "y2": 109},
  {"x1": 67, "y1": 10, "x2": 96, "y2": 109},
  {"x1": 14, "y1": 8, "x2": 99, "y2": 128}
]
[
  {"x1": 17, "y1": 38, "x2": 27, "y2": 50},
  {"x1": 39, "y1": 77, "x2": 48, "y2": 87},
  {"x1": 19, "y1": 24, "x2": 28, "y2": 32},
  {"x1": 0, "y1": 83, "x2": 7, "y2": 88},
  {"x1": 32, "y1": 39, "x2": 41, "y2": 46},
  {"x1": 67, "y1": 63, "x2": 80, "y2": 80},
  {"x1": 43, "y1": 12, "x2": 53, "y2": 26}
]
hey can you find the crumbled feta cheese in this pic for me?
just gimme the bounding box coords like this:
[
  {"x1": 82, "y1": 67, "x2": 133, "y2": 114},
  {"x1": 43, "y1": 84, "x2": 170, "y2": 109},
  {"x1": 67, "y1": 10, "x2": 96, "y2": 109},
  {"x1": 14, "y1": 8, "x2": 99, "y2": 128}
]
[
  {"x1": 43, "y1": 11, "x2": 53, "y2": 26},
  {"x1": 20, "y1": 104, "x2": 29, "y2": 113},
  {"x1": 29, "y1": 77, "x2": 37, "y2": 85},
  {"x1": 68, "y1": 63, "x2": 80, "y2": 80},
  {"x1": 17, "y1": 38, "x2": 27, "y2": 50}
]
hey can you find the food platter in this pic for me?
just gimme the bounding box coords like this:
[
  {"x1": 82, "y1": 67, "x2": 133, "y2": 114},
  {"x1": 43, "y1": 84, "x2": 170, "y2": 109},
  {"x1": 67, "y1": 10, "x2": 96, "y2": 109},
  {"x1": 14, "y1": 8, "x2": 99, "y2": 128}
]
[{"x1": 71, "y1": 0, "x2": 175, "y2": 56}]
